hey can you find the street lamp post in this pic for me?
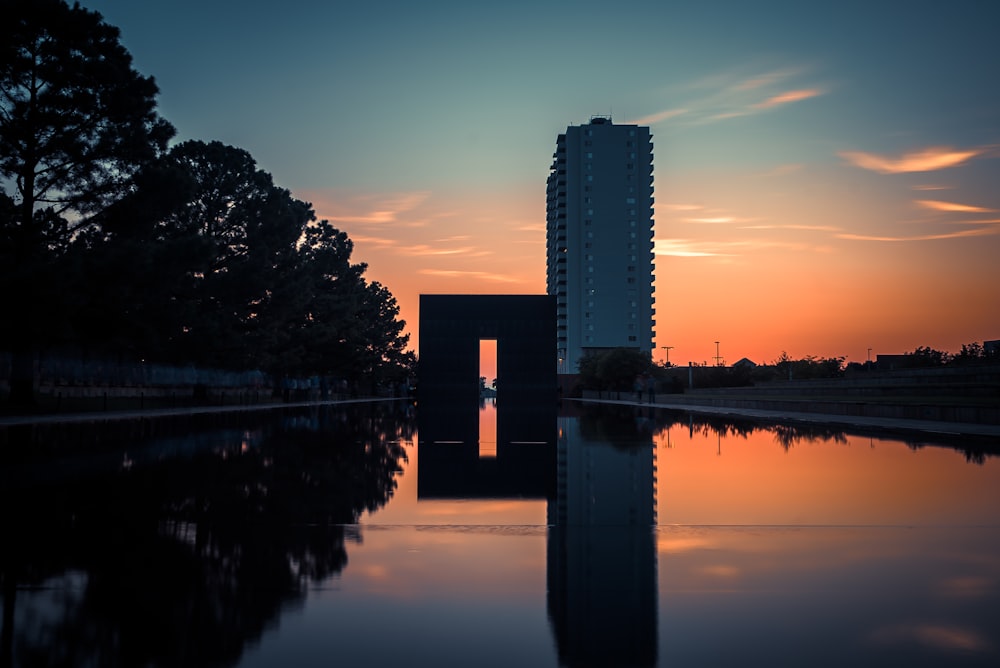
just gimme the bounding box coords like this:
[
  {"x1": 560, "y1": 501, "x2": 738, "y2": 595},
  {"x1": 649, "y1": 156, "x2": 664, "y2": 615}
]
[{"x1": 661, "y1": 345, "x2": 673, "y2": 366}]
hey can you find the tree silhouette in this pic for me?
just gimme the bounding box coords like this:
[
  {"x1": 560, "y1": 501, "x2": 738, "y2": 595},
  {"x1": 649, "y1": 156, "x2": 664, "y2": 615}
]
[{"x1": 0, "y1": 0, "x2": 174, "y2": 403}]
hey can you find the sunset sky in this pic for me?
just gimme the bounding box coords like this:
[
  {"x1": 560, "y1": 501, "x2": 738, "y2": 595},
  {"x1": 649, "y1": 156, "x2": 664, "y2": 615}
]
[{"x1": 85, "y1": 0, "x2": 1000, "y2": 367}]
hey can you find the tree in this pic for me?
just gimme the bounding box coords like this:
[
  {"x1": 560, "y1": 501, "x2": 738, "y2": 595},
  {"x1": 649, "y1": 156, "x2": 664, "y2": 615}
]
[
  {"x1": 0, "y1": 0, "x2": 174, "y2": 403},
  {"x1": 578, "y1": 347, "x2": 653, "y2": 391},
  {"x1": 144, "y1": 140, "x2": 312, "y2": 371},
  {"x1": 905, "y1": 346, "x2": 950, "y2": 367}
]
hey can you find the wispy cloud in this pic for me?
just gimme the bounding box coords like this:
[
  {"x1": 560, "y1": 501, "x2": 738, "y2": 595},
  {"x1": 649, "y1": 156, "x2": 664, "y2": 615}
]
[
  {"x1": 753, "y1": 88, "x2": 823, "y2": 109},
  {"x1": 654, "y1": 239, "x2": 731, "y2": 257},
  {"x1": 418, "y1": 269, "x2": 524, "y2": 283},
  {"x1": 630, "y1": 108, "x2": 687, "y2": 125},
  {"x1": 742, "y1": 224, "x2": 842, "y2": 232},
  {"x1": 395, "y1": 244, "x2": 489, "y2": 257},
  {"x1": 838, "y1": 146, "x2": 983, "y2": 174},
  {"x1": 309, "y1": 190, "x2": 432, "y2": 225},
  {"x1": 911, "y1": 184, "x2": 953, "y2": 191},
  {"x1": 915, "y1": 199, "x2": 996, "y2": 213},
  {"x1": 630, "y1": 67, "x2": 826, "y2": 127},
  {"x1": 683, "y1": 216, "x2": 758, "y2": 224},
  {"x1": 349, "y1": 234, "x2": 397, "y2": 247},
  {"x1": 662, "y1": 203, "x2": 704, "y2": 211},
  {"x1": 838, "y1": 227, "x2": 998, "y2": 242}
]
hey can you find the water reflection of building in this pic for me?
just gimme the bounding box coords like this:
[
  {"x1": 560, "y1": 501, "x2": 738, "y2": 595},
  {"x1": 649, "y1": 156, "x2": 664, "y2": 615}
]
[{"x1": 547, "y1": 408, "x2": 658, "y2": 668}]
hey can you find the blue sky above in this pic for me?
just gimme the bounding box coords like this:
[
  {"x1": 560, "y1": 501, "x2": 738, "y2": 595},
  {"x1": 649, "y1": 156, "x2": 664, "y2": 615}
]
[{"x1": 82, "y1": 0, "x2": 1000, "y2": 362}]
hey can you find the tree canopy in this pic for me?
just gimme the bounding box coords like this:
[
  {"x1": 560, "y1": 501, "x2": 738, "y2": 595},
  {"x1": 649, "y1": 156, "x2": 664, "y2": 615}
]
[{"x1": 1, "y1": 1, "x2": 413, "y2": 402}]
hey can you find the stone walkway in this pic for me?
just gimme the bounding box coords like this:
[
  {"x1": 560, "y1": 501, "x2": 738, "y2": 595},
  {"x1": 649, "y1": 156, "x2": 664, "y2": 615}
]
[
  {"x1": 571, "y1": 397, "x2": 1000, "y2": 438},
  {"x1": 0, "y1": 397, "x2": 399, "y2": 427}
]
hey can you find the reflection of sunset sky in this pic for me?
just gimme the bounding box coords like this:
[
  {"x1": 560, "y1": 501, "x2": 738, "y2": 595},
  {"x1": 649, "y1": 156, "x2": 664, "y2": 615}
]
[
  {"x1": 85, "y1": 0, "x2": 1000, "y2": 365},
  {"x1": 655, "y1": 427, "x2": 1000, "y2": 526}
]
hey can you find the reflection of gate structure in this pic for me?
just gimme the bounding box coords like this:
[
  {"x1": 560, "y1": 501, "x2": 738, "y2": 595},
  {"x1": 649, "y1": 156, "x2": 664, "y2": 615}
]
[{"x1": 418, "y1": 294, "x2": 557, "y2": 498}]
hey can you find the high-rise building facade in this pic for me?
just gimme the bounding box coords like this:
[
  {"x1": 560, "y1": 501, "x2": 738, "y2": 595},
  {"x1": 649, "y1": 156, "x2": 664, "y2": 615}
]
[{"x1": 546, "y1": 117, "x2": 655, "y2": 374}]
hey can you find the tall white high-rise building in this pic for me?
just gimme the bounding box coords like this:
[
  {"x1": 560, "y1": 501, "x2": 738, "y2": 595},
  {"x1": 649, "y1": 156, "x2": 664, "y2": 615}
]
[{"x1": 546, "y1": 117, "x2": 655, "y2": 374}]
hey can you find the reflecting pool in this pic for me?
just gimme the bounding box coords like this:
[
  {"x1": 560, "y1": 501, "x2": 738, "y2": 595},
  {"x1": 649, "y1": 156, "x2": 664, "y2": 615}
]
[{"x1": 1, "y1": 400, "x2": 998, "y2": 667}]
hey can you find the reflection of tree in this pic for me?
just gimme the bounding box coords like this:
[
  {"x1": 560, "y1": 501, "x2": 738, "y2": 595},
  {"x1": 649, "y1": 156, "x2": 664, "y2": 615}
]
[
  {"x1": 578, "y1": 404, "x2": 654, "y2": 448},
  {"x1": 0, "y1": 402, "x2": 412, "y2": 667},
  {"x1": 635, "y1": 407, "x2": 995, "y2": 462}
]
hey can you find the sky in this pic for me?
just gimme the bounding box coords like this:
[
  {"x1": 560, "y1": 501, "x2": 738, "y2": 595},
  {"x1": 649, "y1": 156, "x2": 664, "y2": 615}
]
[{"x1": 83, "y1": 0, "x2": 1000, "y2": 368}]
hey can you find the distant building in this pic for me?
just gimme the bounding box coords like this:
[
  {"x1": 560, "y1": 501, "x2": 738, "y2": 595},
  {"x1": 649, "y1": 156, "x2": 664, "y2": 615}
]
[
  {"x1": 733, "y1": 357, "x2": 757, "y2": 369},
  {"x1": 546, "y1": 117, "x2": 655, "y2": 375}
]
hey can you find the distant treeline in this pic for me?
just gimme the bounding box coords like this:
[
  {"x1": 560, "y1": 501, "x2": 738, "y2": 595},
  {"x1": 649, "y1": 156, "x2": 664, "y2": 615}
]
[
  {"x1": 0, "y1": 1, "x2": 414, "y2": 405},
  {"x1": 574, "y1": 343, "x2": 998, "y2": 393}
]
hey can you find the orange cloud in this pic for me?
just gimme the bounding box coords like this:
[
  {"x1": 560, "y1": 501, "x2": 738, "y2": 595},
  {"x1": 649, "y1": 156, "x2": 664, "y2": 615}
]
[
  {"x1": 630, "y1": 108, "x2": 687, "y2": 125},
  {"x1": 306, "y1": 190, "x2": 432, "y2": 226},
  {"x1": 418, "y1": 269, "x2": 525, "y2": 283},
  {"x1": 395, "y1": 244, "x2": 485, "y2": 257},
  {"x1": 683, "y1": 216, "x2": 747, "y2": 224},
  {"x1": 915, "y1": 199, "x2": 996, "y2": 213},
  {"x1": 753, "y1": 88, "x2": 823, "y2": 109},
  {"x1": 839, "y1": 146, "x2": 982, "y2": 173},
  {"x1": 742, "y1": 224, "x2": 841, "y2": 232},
  {"x1": 838, "y1": 227, "x2": 998, "y2": 242}
]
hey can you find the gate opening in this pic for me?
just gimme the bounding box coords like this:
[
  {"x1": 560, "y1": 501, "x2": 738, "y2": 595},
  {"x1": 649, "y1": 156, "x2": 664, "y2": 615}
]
[{"x1": 479, "y1": 339, "x2": 497, "y2": 457}]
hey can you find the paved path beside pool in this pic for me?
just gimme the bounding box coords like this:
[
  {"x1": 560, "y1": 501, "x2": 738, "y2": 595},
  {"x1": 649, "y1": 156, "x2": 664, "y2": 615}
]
[{"x1": 0, "y1": 397, "x2": 400, "y2": 427}]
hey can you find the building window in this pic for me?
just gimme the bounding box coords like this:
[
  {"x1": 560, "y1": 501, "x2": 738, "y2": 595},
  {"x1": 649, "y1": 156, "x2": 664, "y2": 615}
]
[
  {"x1": 626, "y1": 197, "x2": 635, "y2": 204},
  {"x1": 628, "y1": 335, "x2": 637, "y2": 342},
  {"x1": 587, "y1": 175, "x2": 593, "y2": 182},
  {"x1": 586, "y1": 152, "x2": 593, "y2": 159}
]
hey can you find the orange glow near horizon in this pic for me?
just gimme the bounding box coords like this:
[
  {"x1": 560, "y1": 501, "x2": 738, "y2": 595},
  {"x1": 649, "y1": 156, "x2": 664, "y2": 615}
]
[{"x1": 297, "y1": 147, "x2": 1000, "y2": 368}]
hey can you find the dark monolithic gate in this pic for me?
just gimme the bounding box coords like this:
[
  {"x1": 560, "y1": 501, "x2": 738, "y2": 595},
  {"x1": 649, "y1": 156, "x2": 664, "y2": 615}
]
[
  {"x1": 419, "y1": 294, "x2": 556, "y2": 399},
  {"x1": 418, "y1": 294, "x2": 557, "y2": 449}
]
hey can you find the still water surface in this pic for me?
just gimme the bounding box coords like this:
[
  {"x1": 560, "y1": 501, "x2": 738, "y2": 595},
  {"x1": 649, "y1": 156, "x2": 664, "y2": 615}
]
[{"x1": 1, "y1": 400, "x2": 998, "y2": 667}]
